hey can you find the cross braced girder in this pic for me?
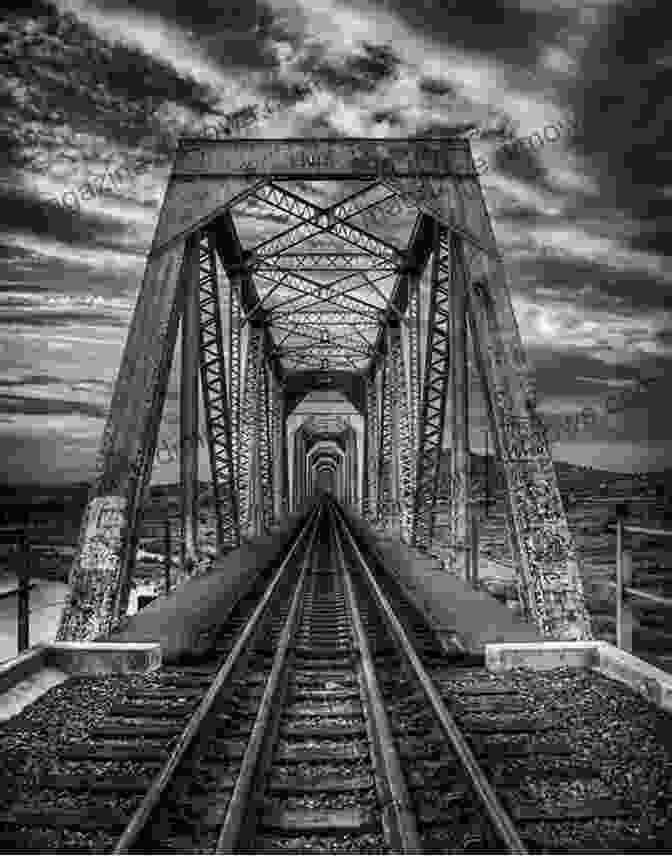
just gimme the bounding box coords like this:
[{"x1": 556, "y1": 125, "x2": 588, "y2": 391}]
[
  {"x1": 250, "y1": 182, "x2": 404, "y2": 261},
  {"x1": 197, "y1": 231, "x2": 240, "y2": 551},
  {"x1": 254, "y1": 268, "x2": 391, "y2": 318},
  {"x1": 412, "y1": 224, "x2": 452, "y2": 549},
  {"x1": 252, "y1": 252, "x2": 398, "y2": 272}
]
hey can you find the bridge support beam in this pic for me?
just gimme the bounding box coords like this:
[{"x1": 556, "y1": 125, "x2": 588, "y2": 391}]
[
  {"x1": 57, "y1": 243, "x2": 186, "y2": 640},
  {"x1": 448, "y1": 233, "x2": 471, "y2": 579},
  {"x1": 58, "y1": 137, "x2": 592, "y2": 644},
  {"x1": 180, "y1": 234, "x2": 200, "y2": 574}
]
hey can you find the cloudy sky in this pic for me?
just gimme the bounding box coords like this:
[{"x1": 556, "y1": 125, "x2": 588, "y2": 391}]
[{"x1": 0, "y1": 0, "x2": 669, "y2": 485}]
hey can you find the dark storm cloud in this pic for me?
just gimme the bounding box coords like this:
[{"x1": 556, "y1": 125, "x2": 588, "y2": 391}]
[
  {"x1": 1, "y1": 374, "x2": 63, "y2": 387},
  {"x1": 383, "y1": 0, "x2": 570, "y2": 68},
  {"x1": 371, "y1": 109, "x2": 405, "y2": 127},
  {"x1": 492, "y1": 136, "x2": 547, "y2": 186},
  {"x1": 418, "y1": 77, "x2": 457, "y2": 98},
  {"x1": 1, "y1": 1, "x2": 214, "y2": 161},
  {"x1": 0, "y1": 393, "x2": 107, "y2": 419},
  {"x1": 69, "y1": 0, "x2": 285, "y2": 71},
  {"x1": 570, "y1": 0, "x2": 671, "y2": 258},
  {"x1": 255, "y1": 78, "x2": 316, "y2": 107},
  {"x1": 0, "y1": 310, "x2": 126, "y2": 327},
  {"x1": 298, "y1": 43, "x2": 401, "y2": 96},
  {"x1": 0, "y1": 186, "x2": 127, "y2": 247},
  {"x1": 517, "y1": 253, "x2": 669, "y2": 314}
]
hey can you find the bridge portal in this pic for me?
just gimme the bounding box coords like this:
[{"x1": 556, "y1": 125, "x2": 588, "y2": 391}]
[{"x1": 57, "y1": 137, "x2": 592, "y2": 642}]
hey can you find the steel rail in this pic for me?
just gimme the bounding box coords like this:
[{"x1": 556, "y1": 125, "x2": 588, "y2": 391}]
[
  {"x1": 216, "y1": 507, "x2": 322, "y2": 853},
  {"x1": 112, "y1": 505, "x2": 321, "y2": 854},
  {"x1": 330, "y1": 501, "x2": 527, "y2": 854},
  {"x1": 330, "y1": 506, "x2": 422, "y2": 854}
]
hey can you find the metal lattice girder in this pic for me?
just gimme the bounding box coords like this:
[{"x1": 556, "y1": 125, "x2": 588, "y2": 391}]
[
  {"x1": 228, "y1": 268, "x2": 242, "y2": 486},
  {"x1": 362, "y1": 374, "x2": 377, "y2": 522},
  {"x1": 383, "y1": 325, "x2": 404, "y2": 530},
  {"x1": 198, "y1": 230, "x2": 240, "y2": 551},
  {"x1": 58, "y1": 242, "x2": 187, "y2": 641},
  {"x1": 273, "y1": 312, "x2": 379, "y2": 328},
  {"x1": 466, "y1": 274, "x2": 592, "y2": 639},
  {"x1": 387, "y1": 322, "x2": 413, "y2": 542},
  {"x1": 377, "y1": 344, "x2": 394, "y2": 526},
  {"x1": 259, "y1": 359, "x2": 275, "y2": 531},
  {"x1": 239, "y1": 325, "x2": 263, "y2": 535},
  {"x1": 259, "y1": 269, "x2": 384, "y2": 321},
  {"x1": 269, "y1": 373, "x2": 286, "y2": 517},
  {"x1": 251, "y1": 182, "x2": 404, "y2": 262},
  {"x1": 252, "y1": 252, "x2": 398, "y2": 272},
  {"x1": 412, "y1": 223, "x2": 451, "y2": 549},
  {"x1": 448, "y1": 232, "x2": 471, "y2": 575},
  {"x1": 181, "y1": 233, "x2": 201, "y2": 571},
  {"x1": 399, "y1": 275, "x2": 419, "y2": 543}
]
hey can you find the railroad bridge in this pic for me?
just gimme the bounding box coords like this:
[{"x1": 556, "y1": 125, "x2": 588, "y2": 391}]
[{"x1": 57, "y1": 136, "x2": 592, "y2": 644}]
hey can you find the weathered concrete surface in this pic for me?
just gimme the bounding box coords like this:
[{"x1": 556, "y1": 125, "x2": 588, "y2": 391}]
[
  {"x1": 596, "y1": 643, "x2": 672, "y2": 713},
  {"x1": 0, "y1": 647, "x2": 47, "y2": 695},
  {"x1": 110, "y1": 514, "x2": 306, "y2": 662},
  {"x1": 0, "y1": 642, "x2": 160, "y2": 721},
  {"x1": 486, "y1": 641, "x2": 600, "y2": 672},
  {"x1": 47, "y1": 642, "x2": 161, "y2": 675},
  {"x1": 345, "y1": 511, "x2": 542, "y2": 653}
]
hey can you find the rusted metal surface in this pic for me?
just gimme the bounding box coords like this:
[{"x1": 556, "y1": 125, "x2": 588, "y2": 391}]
[{"x1": 173, "y1": 137, "x2": 474, "y2": 178}]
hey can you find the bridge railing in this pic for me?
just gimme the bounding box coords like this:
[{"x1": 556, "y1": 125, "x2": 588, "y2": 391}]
[{"x1": 602, "y1": 504, "x2": 672, "y2": 656}]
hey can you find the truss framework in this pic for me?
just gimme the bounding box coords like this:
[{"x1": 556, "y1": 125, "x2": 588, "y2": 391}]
[
  {"x1": 198, "y1": 231, "x2": 240, "y2": 550},
  {"x1": 58, "y1": 137, "x2": 592, "y2": 644}
]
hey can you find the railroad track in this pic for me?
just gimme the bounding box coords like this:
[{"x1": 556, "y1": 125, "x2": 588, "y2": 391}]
[{"x1": 0, "y1": 498, "x2": 649, "y2": 852}]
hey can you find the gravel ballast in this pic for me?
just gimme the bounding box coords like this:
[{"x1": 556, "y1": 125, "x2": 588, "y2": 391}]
[{"x1": 0, "y1": 664, "x2": 670, "y2": 852}]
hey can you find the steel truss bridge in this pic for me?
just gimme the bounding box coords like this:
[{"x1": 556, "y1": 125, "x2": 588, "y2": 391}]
[{"x1": 57, "y1": 137, "x2": 592, "y2": 643}]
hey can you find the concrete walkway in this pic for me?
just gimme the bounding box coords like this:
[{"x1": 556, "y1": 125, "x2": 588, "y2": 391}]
[
  {"x1": 345, "y1": 514, "x2": 542, "y2": 653},
  {"x1": 111, "y1": 514, "x2": 305, "y2": 662}
]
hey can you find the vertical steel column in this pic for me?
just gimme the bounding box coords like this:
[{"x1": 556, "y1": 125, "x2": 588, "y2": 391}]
[
  {"x1": 229, "y1": 270, "x2": 242, "y2": 486},
  {"x1": 466, "y1": 278, "x2": 592, "y2": 639},
  {"x1": 58, "y1": 242, "x2": 186, "y2": 641},
  {"x1": 180, "y1": 233, "x2": 200, "y2": 573},
  {"x1": 198, "y1": 231, "x2": 240, "y2": 552},
  {"x1": 270, "y1": 374, "x2": 285, "y2": 520},
  {"x1": 388, "y1": 323, "x2": 406, "y2": 537},
  {"x1": 362, "y1": 375, "x2": 378, "y2": 522},
  {"x1": 377, "y1": 342, "x2": 394, "y2": 528},
  {"x1": 239, "y1": 325, "x2": 263, "y2": 537},
  {"x1": 259, "y1": 358, "x2": 275, "y2": 531},
  {"x1": 412, "y1": 222, "x2": 451, "y2": 550},
  {"x1": 399, "y1": 274, "x2": 419, "y2": 543},
  {"x1": 350, "y1": 429, "x2": 358, "y2": 505},
  {"x1": 449, "y1": 232, "x2": 471, "y2": 578},
  {"x1": 292, "y1": 426, "x2": 304, "y2": 509},
  {"x1": 281, "y1": 397, "x2": 290, "y2": 514}
]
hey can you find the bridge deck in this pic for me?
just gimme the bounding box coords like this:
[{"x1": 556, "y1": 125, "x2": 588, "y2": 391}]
[
  {"x1": 344, "y1": 512, "x2": 542, "y2": 652},
  {"x1": 112, "y1": 509, "x2": 540, "y2": 664},
  {"x1": 110, "y1": 514, "x2": 306, "y2": 662}
]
